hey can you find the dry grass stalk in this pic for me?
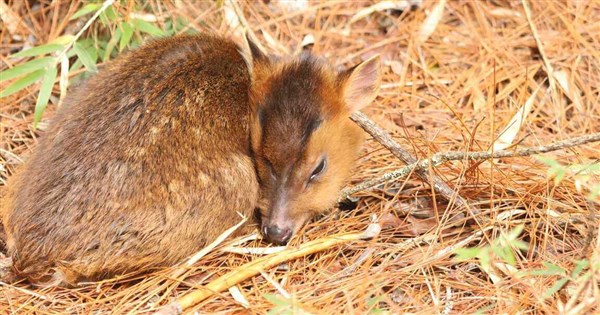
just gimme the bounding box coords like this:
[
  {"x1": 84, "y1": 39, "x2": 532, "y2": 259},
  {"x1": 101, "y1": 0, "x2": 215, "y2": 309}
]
[{"x1": 156, "y1": 224, "x2": 381, "y2": 315}]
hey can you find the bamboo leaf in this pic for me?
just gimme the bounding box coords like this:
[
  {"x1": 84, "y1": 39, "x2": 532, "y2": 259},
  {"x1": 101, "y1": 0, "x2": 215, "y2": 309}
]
[
  {"x1": 133, "y1": 19, "x2": 165, "y2": 36},
  {"x1": 34, "y1": 67, "x2": 58, "y2": 127},
  {"x1": 11, "y1": 43, "x2": 64, "y2": 58},
  {"x1": 103, "y1": 27, "x2": 122, "y2": 61},
  {"x1": 0, "y1": 69, "x2": 45, "y2": 98},
  {"x1": 1, "y1": 57, "x2": 55, "y2": 82},
  {"x1": 51, "y1": 35, "x2": 76, "y2": 46},
  {"x1": 74, "y1": 42, "x2": 98, "y2": 72},
  {"x1": 119, "y1": 21, "x2": 134, "y2": 51},
  {"x1": 70, "y1": 3, "x2": 101, "y2": 20}
]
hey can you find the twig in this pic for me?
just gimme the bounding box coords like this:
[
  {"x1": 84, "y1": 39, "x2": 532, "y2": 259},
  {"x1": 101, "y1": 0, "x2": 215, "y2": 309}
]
[
  {"x1": 341, "y1": 132, "x2": 600, "y2": 200},
  {"x1": 350, "y1": 111, "x2": 468, "y2": 208},
  {"x1": 53, "y1": 0, "x2": 115, "y2": 67},
  {"x1": 154, "y1": 224, "x2": 381, "y2": 315}
]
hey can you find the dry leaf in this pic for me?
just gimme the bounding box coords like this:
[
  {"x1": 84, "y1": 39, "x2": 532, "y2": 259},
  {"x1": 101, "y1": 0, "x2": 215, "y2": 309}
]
[
  {"x1": 0, "y1": 2, "x2": 22, "y2": 36},
  {"x1": 273, "y1": 0, "x2": 309, "y2": 12},
  {"x1": 300, "y1": 34, "x2": 315, "y2": 48},
  {"x1": 223, "y1": 0, "x2": 242, "y2": 36},
  {"x1": 385, "y1": 60, "x2": 404, "y2": 75},
  {"x1": 228, "y1": 286, "x2": 249, "y2": 308},
  {"x1": 379, "y1": 212, "x2": 404, "y2": 229},
  {"x1": 553, "y1": 69, "x2": 584, "y2": 113},
  {"x1": 472, "y1": 86, "x2": 486, "y2": 111},
  {"x1": 418, "y1": 0, "x2": 446, "y2": 43},
  {"x1": 489, "y1": 8, "x2": 522, "y2": 19},
  {"x1": 128, "y1": 12, "x2": 158, "y2": 22},
  {"x1": 492, "y1": 85, "x2": 540, "y2": 151},
  {"x1": 350, "y1": 1, "x2": 413, "y2": 24},
  {"x1": 407, "y1": 216, "x2": 437, "y2": 235}
]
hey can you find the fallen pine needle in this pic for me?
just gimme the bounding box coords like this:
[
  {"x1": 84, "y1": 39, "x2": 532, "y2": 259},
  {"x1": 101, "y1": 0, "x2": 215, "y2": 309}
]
[{"x1": 154, "y1": 223, "x2": 381, "y2": 314}]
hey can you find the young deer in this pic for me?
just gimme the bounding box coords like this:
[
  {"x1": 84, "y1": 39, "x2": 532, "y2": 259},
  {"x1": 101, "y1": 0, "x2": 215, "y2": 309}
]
[{"x1": 1, "y1": 33, "x2": 380, "y2": 286}]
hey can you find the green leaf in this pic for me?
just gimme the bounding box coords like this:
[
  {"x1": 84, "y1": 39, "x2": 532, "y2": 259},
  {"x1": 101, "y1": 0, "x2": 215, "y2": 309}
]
[
  {"x1": 33, "y1": 66, "x2": 58, "y2": 127},
  {"x1": 104, "y1": 6, "x2": 117, "y2": 21},
  {"x1": 1, "y1": 57, "x2": 55, "y2": 82},
  {"x1": 99, "y1": 10, "x2": 109, "y2": 26},
  {"x1": 103, "y1": 28, "x2": 122, "y2": 61},
  {"x1": 493, "y1": 246, "x2": 516, "y2": 266},
  {"x1": 69, "y1": 59, "x2": 83, "y2": 73},
  {"x1": 553, "y1": 169, "x2": 566, "y2": 185},
  {"x1": 506, "y1": 225, "x2": 524, "y2": 241},
  {"x1": 50, "y1": 35, "x2": 76, "y2": 46},
  {"x1": 571, "y1": 260, "x2": 589, "y2": 278},
  {"x1": 11, "y1": 43, "x2": 64, "y2": 58},
  {"x1": 366, "y1": 294, "x2": 386, "y2": 312},
  {"x1": 73, "y1": 42, "x2": 98, "y2": 72},
  {"x1": 543, "y1": 278, "x2": 569, "y2": 299},
  {"x1": 85, "y1": 45, "x2": 99, "y2": 64},
  {"x1": 530, "y1": 268, "x2": 565, "y2": 276},
  {"x1": 531, "y1": 262, "x2": 567, "y2": 276},
  {"x1": 536, "y1": 156, "x2": 561, "y2": 167},
  {"x1": 133, "y1": 19, "x2": 165, "y2": 36},
  {"x1": 263, "y1": 294, "x2": 290, "y2": 307},
  {"x1": 588, "y1": 185, "x2": 600, "y2": 200},
  {"x1": 0, "y1": 69, "x2": 45, "y2": 98},
  {"x1": 512, "y1": 239, "x2": 529, "y2": 250},
  {"x1": 454, "y1": 247, "x2": 481, "y2": 261},
  {"x1": 119, "y1": 22, "x2": 134, "y2": 51},
  {"x1": 70, "y1": 3, "x2": 102, "y2": 20}
]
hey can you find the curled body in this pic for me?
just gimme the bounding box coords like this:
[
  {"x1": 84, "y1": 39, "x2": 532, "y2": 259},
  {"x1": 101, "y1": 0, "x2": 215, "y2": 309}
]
[{"x1": 1, "y1": 33, "x2": 380, "y2": 285}]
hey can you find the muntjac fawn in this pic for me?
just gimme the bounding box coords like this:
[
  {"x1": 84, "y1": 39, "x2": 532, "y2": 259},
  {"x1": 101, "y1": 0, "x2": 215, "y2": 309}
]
[{"x1": 1, "y1": 33, "x2": 380, "y2": 286}]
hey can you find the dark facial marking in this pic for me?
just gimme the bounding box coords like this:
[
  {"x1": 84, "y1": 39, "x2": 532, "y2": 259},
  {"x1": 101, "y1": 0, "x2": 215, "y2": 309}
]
[{"x1": 259, "y1": 57, "x2": 326, "y2": 175}]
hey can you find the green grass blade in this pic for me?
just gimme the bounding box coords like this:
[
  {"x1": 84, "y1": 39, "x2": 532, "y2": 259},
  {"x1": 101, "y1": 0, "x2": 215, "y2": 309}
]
[
  {"x1": 33, "y1": 67, "x2": 58, "y2": 127},
  {"x1": 0, "y1": 69, "x2": 45, "y2": 98},
  {"x1": 1, "y1": 57, "x2": 55, "y2": 82}
]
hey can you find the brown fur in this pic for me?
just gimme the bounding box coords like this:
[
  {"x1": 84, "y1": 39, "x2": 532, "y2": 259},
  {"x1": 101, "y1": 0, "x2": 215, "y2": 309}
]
[
  {"x1": 1, "y1": 33, "x2": 380, "y2": 285},
  {"x1": 2, "y1": 34, "x2": 258, "y2": 285}
]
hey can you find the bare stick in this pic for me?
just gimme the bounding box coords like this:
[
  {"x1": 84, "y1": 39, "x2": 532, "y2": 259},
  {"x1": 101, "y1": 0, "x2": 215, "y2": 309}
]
[
  {"x1": 154, "y1": 224, "x2": 381, "y2": 315},
  {"x1": 351, "y1": 111, "x2": 468, "y2": 207},
  {"x1": 341, "y1": 132, "x2": 600, "y2": 199}
]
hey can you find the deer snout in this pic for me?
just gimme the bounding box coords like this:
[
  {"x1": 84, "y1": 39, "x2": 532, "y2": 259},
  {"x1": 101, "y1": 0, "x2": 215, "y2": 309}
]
[
  {"x1": 263, "y1": 224, "x2": 292, "y2": 245},
  {"x1": 262, "y1": 190, "x2": 293, "y2": 245}
]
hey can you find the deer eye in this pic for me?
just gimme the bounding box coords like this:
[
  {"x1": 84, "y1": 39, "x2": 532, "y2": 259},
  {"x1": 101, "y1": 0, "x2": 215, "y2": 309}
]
[{"x1": 309, "y1": 157, "x2": 327, "y2": 182}]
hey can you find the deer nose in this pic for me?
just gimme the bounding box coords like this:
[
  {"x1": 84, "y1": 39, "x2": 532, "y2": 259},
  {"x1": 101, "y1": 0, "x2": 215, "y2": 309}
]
[{"x1": 265, "y1": 225, "x2": 292, "y2": 245}]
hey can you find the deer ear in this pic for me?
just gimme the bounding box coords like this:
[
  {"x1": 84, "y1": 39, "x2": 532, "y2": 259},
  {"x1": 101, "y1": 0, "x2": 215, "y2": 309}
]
[
  {"x1": 239, "y1": 32, "x2": 267, "y2": 72},
  {"x1": 340, "y1": 55, "x2": 381, "y2": 113}
]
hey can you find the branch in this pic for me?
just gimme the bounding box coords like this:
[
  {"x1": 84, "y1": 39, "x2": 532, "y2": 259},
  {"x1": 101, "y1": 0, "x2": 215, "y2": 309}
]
[
  {"x1": 341, "y1": 132, "x2": 600, "y2": 200},
  {"x1": 351, "y1": 111, "x2": 469, "y2": 207}
]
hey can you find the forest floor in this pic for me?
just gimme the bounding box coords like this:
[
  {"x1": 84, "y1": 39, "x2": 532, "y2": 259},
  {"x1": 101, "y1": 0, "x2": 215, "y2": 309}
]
[{"x1": 1, "y1": 1, "x2": 599, "y2": 314}]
